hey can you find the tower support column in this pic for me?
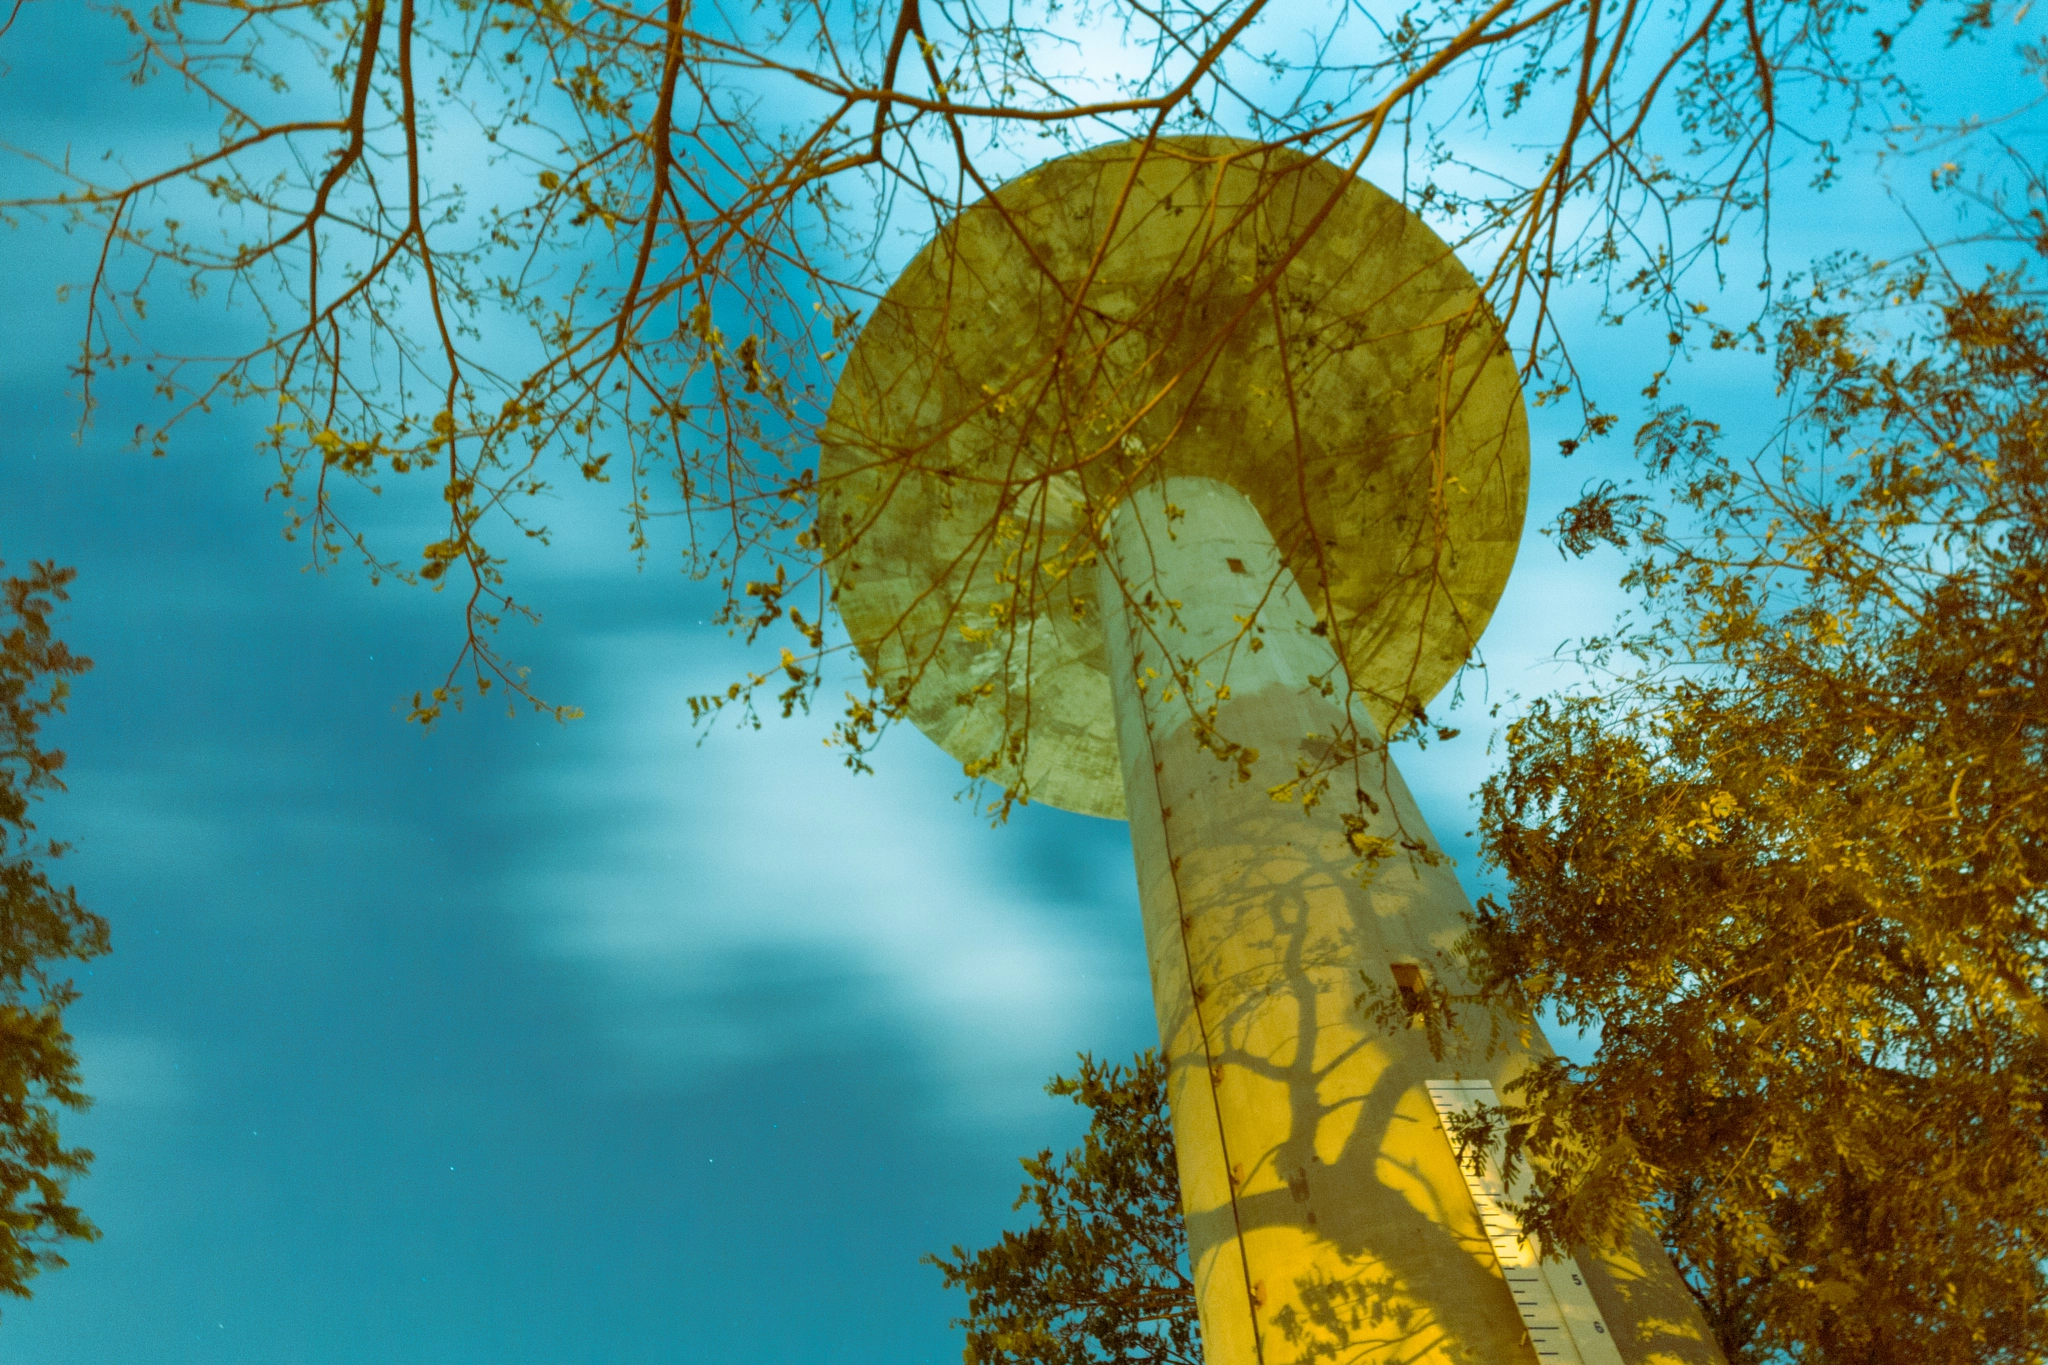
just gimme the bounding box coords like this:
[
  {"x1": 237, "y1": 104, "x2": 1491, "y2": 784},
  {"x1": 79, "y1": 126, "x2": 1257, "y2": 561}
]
[{"x1": 1094, "y1": 477, "x2": 1715, "y2": 1365}]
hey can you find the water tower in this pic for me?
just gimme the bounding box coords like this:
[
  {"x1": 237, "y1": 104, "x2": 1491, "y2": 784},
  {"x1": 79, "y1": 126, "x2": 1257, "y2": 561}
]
[{"x1": 819, "y1": 137, "x2": 1720, "y2": 1365}]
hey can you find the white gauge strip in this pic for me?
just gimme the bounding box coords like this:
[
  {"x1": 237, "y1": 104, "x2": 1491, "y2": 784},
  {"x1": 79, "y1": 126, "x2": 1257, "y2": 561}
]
[{"x1": 1426, "y1": 1080, "x2": 1625, "y2": 1365}]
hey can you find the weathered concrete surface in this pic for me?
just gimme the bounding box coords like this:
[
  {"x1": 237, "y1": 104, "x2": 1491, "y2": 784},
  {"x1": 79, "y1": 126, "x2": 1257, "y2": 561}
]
[
  {"x1": 1097, "y1": 478, "x2": 1722, "y2": 1365},
  {"x1": 818, "y1": 137, "x2": 1525, "y2": 818}
]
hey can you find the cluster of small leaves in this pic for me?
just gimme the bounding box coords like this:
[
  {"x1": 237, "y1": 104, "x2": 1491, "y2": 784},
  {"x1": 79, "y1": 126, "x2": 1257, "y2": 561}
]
[
  {"x1": 0, "y1": 562, "x2": 106, "y2": 1303},
  {"x1": 926, "y1": 1051, "x2": 1199, "y2": 1365},
  {"x1": 1466, "y1": 256, "x2": 2048, "y2": 1364}
]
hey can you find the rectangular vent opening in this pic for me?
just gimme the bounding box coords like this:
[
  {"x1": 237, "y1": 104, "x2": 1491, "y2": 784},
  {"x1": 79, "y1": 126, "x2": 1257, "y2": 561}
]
[{"x1": 1390, "y1": 962, "x2": 1428, "y2": 1016}]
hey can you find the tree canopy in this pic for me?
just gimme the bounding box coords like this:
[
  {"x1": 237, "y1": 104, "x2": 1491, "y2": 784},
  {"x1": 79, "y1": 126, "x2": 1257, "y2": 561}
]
[
  {"x1": 3, "y1": 0, "x2": 2001, "y2": 789},
  {"x1": 1464, "y1": 247, "x2": 2048, "y2": 1362},
  {"x1": 928, "y1": 1051, "x2": 1199, "y2": 1365},
  {"x1": 0, "y1": 562, "x2": 104, "y2": 1301}
]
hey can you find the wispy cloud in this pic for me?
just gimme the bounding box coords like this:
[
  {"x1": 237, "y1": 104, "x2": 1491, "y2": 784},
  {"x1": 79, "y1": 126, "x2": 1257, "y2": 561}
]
[
  {"x1": 72, "y1": 1032, "x2": 187, "y2": 1109},
  {"x1": 504, "y1": 626, "x2": 1150, "y2": 1124}
]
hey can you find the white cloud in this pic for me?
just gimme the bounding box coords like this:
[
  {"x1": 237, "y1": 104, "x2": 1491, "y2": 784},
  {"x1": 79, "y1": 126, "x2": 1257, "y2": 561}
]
[{"x1": 504, "y1": 627, "x2": 1147, "y2": 1124}]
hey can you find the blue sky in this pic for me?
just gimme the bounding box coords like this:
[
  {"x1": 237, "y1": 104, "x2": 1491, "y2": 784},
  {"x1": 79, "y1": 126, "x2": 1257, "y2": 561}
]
[
  {"x1": 4, "y1": 390, "x2": 1171, "y2": 1364},
  {"x1": 0, "y1": 278, "x2": 1666, "y2": 1364},
  {"x1": 2, "y1": 5, "x2": 2041, "y2": 1363}
]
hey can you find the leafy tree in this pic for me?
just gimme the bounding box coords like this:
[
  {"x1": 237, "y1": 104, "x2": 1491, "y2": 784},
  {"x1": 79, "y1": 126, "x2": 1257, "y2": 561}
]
[
  {"x1": 0, "y1": 562, "x2": 105, "y2": 1301},
  {"x1": 1464, "y1": 250, "x2": 2048, "y2": 1364},
  {"x1": 928, "y1": 1052, "x2": 1198, "y2": 1365}
]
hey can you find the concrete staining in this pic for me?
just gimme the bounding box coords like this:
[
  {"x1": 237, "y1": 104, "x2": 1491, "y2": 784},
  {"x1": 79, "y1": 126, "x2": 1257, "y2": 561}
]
[{"x1": 818, "y1": 138, "x2": 1723, "y2": 1364}]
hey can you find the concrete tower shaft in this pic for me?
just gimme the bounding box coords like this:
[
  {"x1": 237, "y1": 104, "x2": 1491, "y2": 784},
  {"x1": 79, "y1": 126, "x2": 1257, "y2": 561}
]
[{"x1": 1097, "y1": 478, "x2": 1716, "y2": 1365}]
